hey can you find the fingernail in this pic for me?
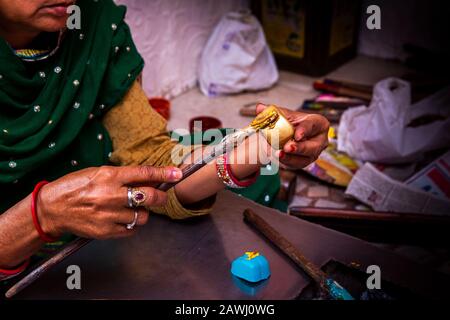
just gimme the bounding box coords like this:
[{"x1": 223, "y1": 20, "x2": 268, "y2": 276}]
[
  {"x1": 295, "y1": 130, "x2": 305, "y2": 142},
  {"x1": 289, "y1": 144, "x2": 296, "y2": 153},
  {"x1": 170, "y1": 168, "x2": 182, "y2": 180},
  {"x1": 278, "y1": 151, "x2": 285, "y2": 159}
]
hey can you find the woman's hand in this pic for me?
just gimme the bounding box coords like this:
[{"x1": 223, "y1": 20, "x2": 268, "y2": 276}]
[
  {"x1": 37, "y1": 165, "x2": 182, "y2": 240},
  {"x1": 256, "y1": 103, "x2": 330, "y2": 169}
]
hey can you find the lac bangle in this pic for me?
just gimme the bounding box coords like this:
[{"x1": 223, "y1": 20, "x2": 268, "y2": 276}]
[
  {"x1": 0, "y1": 259, "x2": 30, "y2": 277},
  {"x1": 31, "y1": 181, "x2": 58, "y2": 243},
  {"x1": 225, "y1": 156, "x2": 259, "y2": 188},
  {"x1": 216, "y1": 154, "x2": 259, "y2": 189}
]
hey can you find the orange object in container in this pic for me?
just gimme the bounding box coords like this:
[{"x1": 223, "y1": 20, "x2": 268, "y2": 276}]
[
  {"x1": 148, "y1": 98, "x2": 171, "y2": 120},
  {"x1": 189, "y1": 116, "x2": 222, "y2": 133}
]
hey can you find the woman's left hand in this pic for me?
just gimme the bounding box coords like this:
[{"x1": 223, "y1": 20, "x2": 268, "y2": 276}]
[{"x1": 256, "y1": 103, "x2": 330, "y2": 169}]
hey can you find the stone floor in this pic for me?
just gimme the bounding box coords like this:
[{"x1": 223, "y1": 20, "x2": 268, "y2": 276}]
[{"x1": 167, "y1": 55, "x2": 450, "y2": 277}]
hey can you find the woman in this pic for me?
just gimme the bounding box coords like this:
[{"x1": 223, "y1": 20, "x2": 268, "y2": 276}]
[{"x1": 0, "y1": 0, "x2": 329, "y2": 281}]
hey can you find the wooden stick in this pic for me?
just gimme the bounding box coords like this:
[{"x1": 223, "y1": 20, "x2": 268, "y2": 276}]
[
  {"x1": 289, "y1": 207, "x2": 450, "y2": 223},
  {"x1": 243, "y1": 208, "x2": 327, "y2": 287},
  {"x1": 243, "y1": 208, "x2": 355, "y2": 300}
]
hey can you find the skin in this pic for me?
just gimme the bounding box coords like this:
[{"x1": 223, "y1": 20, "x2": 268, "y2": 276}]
[{"x1": 0, "y1": 1, "x2": 329, "y2": 269}]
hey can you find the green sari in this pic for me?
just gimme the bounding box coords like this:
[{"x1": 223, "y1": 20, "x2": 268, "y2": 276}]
[{"x1": 0, "y1": 0, "x2": 144, "y2": 213}]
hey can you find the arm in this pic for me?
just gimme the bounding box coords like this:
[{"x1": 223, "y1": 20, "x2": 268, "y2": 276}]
[
  {"x1": 102, "y1": 81, "x2": 266, "y2": 218},
  {"x1": 0, "y1": 194, "x2": 45, "y2": 270},
  {"x1": 0, "y1": 165, "x2": 183, "y2": 271},
  {"x1": 0, "y1": 83, "x2": 261, "y2": 271},
  {"x1": 102, "y1": 82, "x2": 330, "y2": 217}
]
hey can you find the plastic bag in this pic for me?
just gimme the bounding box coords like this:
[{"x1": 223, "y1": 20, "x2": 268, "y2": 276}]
[
  {"x1": 198, "y1": 11, "x2": 279, "y2": 96},
  {"x1": 338, "y1": 78, "x2": 450, "y2": 164}
]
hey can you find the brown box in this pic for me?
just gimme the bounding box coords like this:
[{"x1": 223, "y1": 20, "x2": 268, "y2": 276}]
[{"x1": 252, "y1": 0, "x2": 362, "y2": 76}]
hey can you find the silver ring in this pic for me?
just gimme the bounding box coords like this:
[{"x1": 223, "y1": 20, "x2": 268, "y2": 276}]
[
  {"x1": 127, "y1": 187, "x2": 133, "y2": 208},
  {"x1": 126, "y1": 210, "x2": 139, "y2": 230}
]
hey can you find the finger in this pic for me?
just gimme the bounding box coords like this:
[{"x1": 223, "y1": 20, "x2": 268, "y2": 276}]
[
  {"x1": 119, "y1": 186, "x2": 168, "y2": 208},
  {"x1": 109, "y1": 224, "x2": 138, "y2": 239},
  {"x1": 283, "y1": 136, "x2": 328, "y2": 158},
  {"x1": 258, "y1": 106, "x2": 329, "y2": 142},
  {"x1": 256, "y1": 103, "x2": 268, "y2": 114},
  {"x1": 135, "y1": 210, "x2": 150, "y2": 226},
  {"x1": 279, "y1": 153, "x2": 315, "y2": 170},
  {"x1": 117, "y1": 165, "x2": 183, "y2": 186},
  {"x1": 110, "y1": 228, "x2": 137, "y2": 239},
  {"x1": 112, "y1": 208, "x2": 150, "y2": 226},
  {"x1": 291, "y1": 114, "x2": 330, "y2": 142}
]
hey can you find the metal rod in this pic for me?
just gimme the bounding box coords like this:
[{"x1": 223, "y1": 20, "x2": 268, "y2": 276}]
[
  {"x1": 5, "y1": 238, "x2": 91, "y2": 299},
  {"x1": 5, "y1": 161, "x2": 205, "y2": 299}
]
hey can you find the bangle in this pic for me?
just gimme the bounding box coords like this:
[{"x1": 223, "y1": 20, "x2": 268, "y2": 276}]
[
  {"x1": 216, "y1": 154, "x2": 259, "y2": 189},
  {"x1": 31, "y1": 181, "x2": 58, "y2": 243},
  {"x1": 0, "y1": 259, "x2": 30, "y2": 277}
]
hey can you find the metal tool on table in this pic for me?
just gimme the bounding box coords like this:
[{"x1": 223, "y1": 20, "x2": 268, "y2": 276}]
[
  {"x1": 6, "y1": 106, "x2": 294, "y2": 298},
  {"x1": 243, "y1": 208, "x2": 354, "y2": 300}
]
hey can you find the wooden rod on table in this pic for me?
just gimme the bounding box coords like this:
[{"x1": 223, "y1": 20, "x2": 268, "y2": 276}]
[
  {"x1": 289, "y1": 207, "x2": 450, "y2": 224},
  {"x1": 243, "y1": 208, "x2": 327, "y2": 287}
]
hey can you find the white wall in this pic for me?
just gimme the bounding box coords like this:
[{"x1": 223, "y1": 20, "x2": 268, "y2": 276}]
[{"x1": 115, "y1": 0, "x2": 248, "y2": 98}]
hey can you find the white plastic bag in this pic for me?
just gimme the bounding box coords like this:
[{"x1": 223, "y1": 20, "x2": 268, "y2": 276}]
[
  {"x1": 338, "y1": 78, "x2": 450, "y2": 164},
  {"x1": 198, "y1": 11, "x2": 279, "y2": 96}
]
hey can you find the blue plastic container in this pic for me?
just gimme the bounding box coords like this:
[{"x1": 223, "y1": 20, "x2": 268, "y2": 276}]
[{"x1": 231, "y1": 252, "x2": 271, "y2": 283}]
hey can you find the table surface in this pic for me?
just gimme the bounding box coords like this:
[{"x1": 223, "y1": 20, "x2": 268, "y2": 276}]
[{"x1": 12, "y1": 191, "x2": 449, "y2": 300}]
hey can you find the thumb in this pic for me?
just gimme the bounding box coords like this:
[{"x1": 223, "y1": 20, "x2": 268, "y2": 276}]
[{"x1": 256, "y1": 103, "x2": 267, "y2": 114}]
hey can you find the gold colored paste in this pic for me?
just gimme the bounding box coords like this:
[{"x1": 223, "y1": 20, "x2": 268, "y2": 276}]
[{"x1": 247, "y1": 105, "x2": 294, "y2": 149}]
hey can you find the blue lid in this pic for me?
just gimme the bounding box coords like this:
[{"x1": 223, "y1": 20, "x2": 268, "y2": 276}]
[{"x1": 231, "y1": 252, "x2": 271, "y2": 283}]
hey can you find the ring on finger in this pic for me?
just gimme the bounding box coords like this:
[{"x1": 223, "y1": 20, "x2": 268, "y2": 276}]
[
  {"x1": 127, "y1": 187, "x2": 134, "y2": 208},
  {"x1": 126, "y1": 210, "x2": 139, "y2": 230},
  {"x1": 130, "y1": 188, "x2": 147, "y2": 207}
]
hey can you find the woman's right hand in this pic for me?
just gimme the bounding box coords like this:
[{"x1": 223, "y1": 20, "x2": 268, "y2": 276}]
[{"x1": 36, "y1": 165, "x2": 183, "y2": 240}]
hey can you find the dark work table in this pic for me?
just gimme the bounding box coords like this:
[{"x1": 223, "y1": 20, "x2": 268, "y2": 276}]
[{"x1": 8, "y1": 191, "x2": 450, "y2": 299}]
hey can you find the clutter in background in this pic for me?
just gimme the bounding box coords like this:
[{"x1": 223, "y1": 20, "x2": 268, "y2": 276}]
[
  {"x1": 148, "y1": 98, "x2": 171, "y2": 120},
  {"x1": 189, "y1": 116, "x2": 222, "y2": 133},
  {"x1": 287, "y1": 74, "x2": 450, "y2": 219},
  {"x1": 252, "y1": 0, "x2": 361, "y2": 76},
  {"x1": 338, "y1": 78, "x2": 450, "y2": 164},
  {"x1": 303, "y1": 128, "x2": 360, "y2": 187},
  {"x1": 346, "y1": 162, "x2": 450, "y2": 215},
  {"x1": 405, "y1": 151, "x2": 450, "y2": 201},
  {"x1": 198, "y1": 10, "x2": 278, "y2": 97},
  {"x1": 313, "y1": 80, "x2": 372, "y2": 102},
  {"x1": 288, "y1": 172, "x2": 364, "y2": 213},
  {"x1": 299, "y1": 94, "x2": 365, "y2": 123}
]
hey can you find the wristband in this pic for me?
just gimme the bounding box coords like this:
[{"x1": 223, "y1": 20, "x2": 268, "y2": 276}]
[
  {"x1": 216, "y1": 154, "x2": 259, "y2": 189},
  {"x1": 31, "y1": 181, "x2": 58, "y2": 243}
]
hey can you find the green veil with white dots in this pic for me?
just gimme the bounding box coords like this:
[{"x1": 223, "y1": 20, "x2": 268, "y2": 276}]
[{"x1": 0, "y1": 0, "x2": 144, "y2": 212}]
